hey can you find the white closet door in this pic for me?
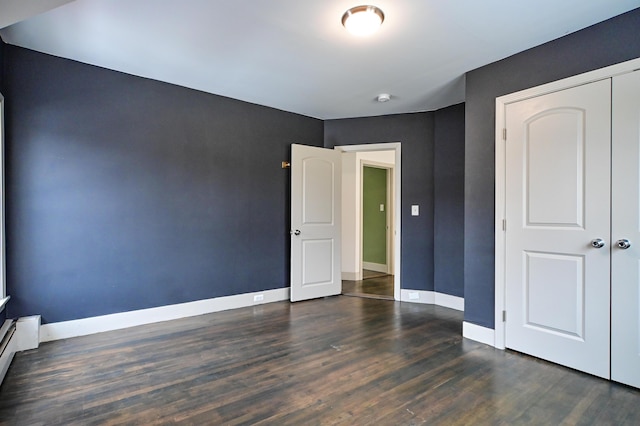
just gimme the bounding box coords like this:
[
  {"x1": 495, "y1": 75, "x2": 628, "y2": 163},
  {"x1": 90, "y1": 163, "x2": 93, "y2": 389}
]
[
  {"x1": 504, "y1": 79, "x2": 612, "y2": 379},
  {"x1": 612, "y1": 70, "x2": 640, "y2": 388}
]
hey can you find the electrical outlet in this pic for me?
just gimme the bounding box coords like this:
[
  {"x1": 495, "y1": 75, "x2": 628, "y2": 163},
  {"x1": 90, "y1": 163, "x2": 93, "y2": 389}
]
[
  {"x1": 254, "y1": 294, "x2": 264, "y2": 302},
  {"x1": 409, "y1": 292, "x2": 419, "y2": 300}
]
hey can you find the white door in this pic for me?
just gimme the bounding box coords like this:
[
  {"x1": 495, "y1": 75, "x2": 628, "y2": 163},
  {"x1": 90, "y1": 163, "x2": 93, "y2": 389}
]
[
  {"x1": 612, "y1": 70, "x2": 640, "y2": 388},
  {"x1": 504, "y1": 80, "x2": 612, "y2": 379},
  {"x1": 290, "y1": 144, "x2": 342, "y2": 302}
]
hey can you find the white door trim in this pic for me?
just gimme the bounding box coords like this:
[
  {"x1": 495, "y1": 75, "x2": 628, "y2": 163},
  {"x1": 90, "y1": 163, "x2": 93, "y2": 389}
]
[
  {"x1": 494, "y1": 57, "x2": 640, "y2": 350},
  {"x1": 336, "y1": 143, "x2": 401, "y2": 301}
]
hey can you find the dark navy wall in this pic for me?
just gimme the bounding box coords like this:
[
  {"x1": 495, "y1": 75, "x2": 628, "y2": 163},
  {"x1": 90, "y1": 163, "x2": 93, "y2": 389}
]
[
  {"x1": 0, "y1": 39, "x2": 4, "y2": 321},
  {"x1": 4, "y1": 45, "x2": 323, "y2": 324},
  {"x1": 324, "y1": 113, "x2": 436, "y2": 292},
  {"x1": 434, "y1": 103, "x2": 464, "y2": 297},
  {"x1": 464, "y1": 8, "x2": 640, "y2": 329}
]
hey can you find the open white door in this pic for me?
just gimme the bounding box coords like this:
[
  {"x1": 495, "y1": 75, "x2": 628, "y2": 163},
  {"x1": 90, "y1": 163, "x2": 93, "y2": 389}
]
[{"x1": 290, "y1": 144, "x2": 342, "y2": 302}]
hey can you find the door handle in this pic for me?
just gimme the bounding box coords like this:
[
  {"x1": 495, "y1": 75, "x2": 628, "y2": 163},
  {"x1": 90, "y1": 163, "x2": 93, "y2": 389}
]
[
  {"x1": 616, "y1": 239, "x2": 631, "y2": 249},
  {"x1": 590, "y1": 238, "x2": 605, "y2": 249},
  {"x1": 290, "y1": 229, "x2": 301, "y2": 236}
]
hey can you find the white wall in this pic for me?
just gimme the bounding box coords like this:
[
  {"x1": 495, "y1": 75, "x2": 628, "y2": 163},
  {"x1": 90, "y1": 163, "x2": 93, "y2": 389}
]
[{"x1": 341, "y1": 150, "x2": 395, "y2": 280}]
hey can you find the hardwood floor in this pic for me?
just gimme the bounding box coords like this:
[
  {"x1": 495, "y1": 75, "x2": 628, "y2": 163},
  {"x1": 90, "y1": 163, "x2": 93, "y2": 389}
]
[
  {"x1": 1, "y1": 296, "x2": 640, "y2": 425},
  {"x1": 362, "y1": 269, "x2": 388, "y2": 280},
  {"x1": 342, "y1": 270, "x2": 394, "y2": 300}
]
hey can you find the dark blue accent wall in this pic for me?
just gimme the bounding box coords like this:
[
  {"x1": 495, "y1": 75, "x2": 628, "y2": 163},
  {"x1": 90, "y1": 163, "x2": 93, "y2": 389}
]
[
  {"x1": 324, "y1": 113, "x2": 436, "y2": 292},
  {"x1": 464, "y1": 8, "x2": 640, "y2": 329},
  {"x1": 3, "y1": 45, "x2": 323, "y2": 324},
  {"x1": 434, "y1": 103, "x2": 464, "y2": 297},
  {"x1": 0, "y1": 38, "x2": 4, "y2": 321}
]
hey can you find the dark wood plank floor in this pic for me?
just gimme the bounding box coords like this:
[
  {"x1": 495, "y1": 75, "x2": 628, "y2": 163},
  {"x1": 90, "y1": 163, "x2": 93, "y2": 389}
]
[
  {"x1": 342, "y1": 271, "x2": 394, "y2": 300},
  {"x1": 1, "y1": 296, "x2": 640, "y2": 425}
]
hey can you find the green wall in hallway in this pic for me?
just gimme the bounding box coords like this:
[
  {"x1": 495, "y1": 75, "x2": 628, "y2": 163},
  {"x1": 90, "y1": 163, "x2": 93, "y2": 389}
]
[{"x1": 363, "y1": 166, "x2": 387, "y2": 265}]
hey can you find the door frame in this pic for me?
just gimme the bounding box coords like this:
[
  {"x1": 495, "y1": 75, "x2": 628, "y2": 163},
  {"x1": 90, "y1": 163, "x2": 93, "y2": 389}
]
[
  {"x1": 494, "y1": 57, "x2": 640, "y2": 350},
  {"x1": 336, "y1": 143, "x2": 401, "y2": 301}
]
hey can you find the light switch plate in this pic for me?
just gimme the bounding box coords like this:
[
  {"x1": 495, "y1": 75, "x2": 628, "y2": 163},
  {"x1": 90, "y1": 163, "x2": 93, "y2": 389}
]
[
  {"x1": 380, "y1": 204, "x2": 385, "y2": 212},
  {"x1": 411, "y1": 205, "x2": 419, "y2": 216}
]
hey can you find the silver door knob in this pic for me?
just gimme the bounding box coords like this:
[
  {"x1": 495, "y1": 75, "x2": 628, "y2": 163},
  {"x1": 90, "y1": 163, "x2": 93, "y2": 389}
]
[
  {"x1": 616, "y1": 239, "x2": 631, "y2": 249},
  {"x1": 291, "y1": 229, "x2": 301, "y2": 236},
  {"x1": 591, "y1": 238, "x2": 605, "y2": 248}
]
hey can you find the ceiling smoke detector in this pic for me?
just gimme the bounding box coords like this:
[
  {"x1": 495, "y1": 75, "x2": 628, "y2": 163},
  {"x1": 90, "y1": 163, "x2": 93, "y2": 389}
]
[{"x1": 377, "y1": 93, "x2": 391, "y2": 103}]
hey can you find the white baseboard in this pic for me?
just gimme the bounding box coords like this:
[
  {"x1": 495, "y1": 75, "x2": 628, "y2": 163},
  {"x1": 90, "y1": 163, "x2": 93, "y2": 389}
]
[
  {"x1": 400, "y1": 289, "x2": 435, "y2": 304},
  {"x1": 362, "y1": 262, "x2": 387, "y2": 273},
  {"x1": 400, "y1": 289, "x2": 464, "y2": 312},
  {"x1": 435, "y1": 292, "x2": 465, "y2": 311},
  {"x1": 462, "y1": 321, "x2": 495, "y2": 347},
  {"x1": 341, "y1": 271, "x2": 361, "y2": 281},
  {"x1": 40, "y1": 288, "x2": 290, "y2": 343}
]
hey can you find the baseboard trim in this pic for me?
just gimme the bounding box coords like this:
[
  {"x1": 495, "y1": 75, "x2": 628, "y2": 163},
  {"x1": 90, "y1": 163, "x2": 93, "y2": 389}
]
[
  {"x1": 399, "y1": 289, "x2": 464, "y2": 312},
  {"x1": 362, "y1": 262, "x2": 387, "y2": 273},
  {"x1": 400, "y1": 289, "x2": 435, "y2": 304},
  {"x1": 341, "y1": 271, "x2": 361, "y2": 281},
  {"x1": 435, "y1": 292, "x2": 465, "y2": 311},
  {"x1": 40, "y1": 288, "x2": 290, "y2": 343},
  {"x1": 462, "y1": 321, "x2": 495, "y2": 347}
]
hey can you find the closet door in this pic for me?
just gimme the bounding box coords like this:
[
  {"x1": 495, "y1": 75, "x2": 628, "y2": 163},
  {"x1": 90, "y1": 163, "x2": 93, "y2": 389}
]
[
  {"x1": 612, "y1": 70, "x2": 640, "y2": 388},
  {"x1": 504, "y1": 79, "x2": 612, "y2": 379}
]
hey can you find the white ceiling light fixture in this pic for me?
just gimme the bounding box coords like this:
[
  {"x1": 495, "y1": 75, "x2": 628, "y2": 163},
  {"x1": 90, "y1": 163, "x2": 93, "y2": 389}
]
[
  {"x1": 377, "y1": 93, "x2": 391, "y2": 103},
  {"x1": 342, "y1": 5, "x2": 385, "y2": 37}
]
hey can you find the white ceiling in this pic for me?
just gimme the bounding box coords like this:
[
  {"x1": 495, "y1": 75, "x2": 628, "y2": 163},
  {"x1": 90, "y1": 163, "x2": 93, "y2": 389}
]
[{"x1": 1, "y1": 0, "x2": 639, "y2": 119}]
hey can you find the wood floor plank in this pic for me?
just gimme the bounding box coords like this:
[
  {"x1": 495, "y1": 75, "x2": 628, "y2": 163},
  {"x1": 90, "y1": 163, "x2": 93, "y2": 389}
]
[{"x1": 1, "y1": 296, "x2": 640, "y2": 425}]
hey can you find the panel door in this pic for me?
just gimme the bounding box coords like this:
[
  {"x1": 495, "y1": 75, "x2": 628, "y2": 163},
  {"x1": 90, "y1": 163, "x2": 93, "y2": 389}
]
[
  {"x1": 504, "y1": 79, "x2": 612, "y2": 378},
  {"x1": 290, "y1": 144, "x2": 342, "y2": 302},
  {"x1": 612, "y1": 70, "x2": 640, "y2": 388}
]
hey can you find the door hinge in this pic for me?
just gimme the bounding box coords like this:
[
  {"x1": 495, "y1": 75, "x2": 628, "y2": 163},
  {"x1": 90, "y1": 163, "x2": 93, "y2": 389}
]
[
  {"x1": 502, "y1": 219, "x2": 506, "y2": 231},
  {"x1": 502, "y1": 310, "x2": 507, "y2": 322},
  {"x1": 502, "y1": 128, "x2": 507, "y2": 140}
]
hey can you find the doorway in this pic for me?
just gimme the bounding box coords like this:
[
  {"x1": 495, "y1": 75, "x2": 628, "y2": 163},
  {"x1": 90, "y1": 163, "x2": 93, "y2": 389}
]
[{"x1": 335, "y1": 143, "x2": 401, "y2": 301}]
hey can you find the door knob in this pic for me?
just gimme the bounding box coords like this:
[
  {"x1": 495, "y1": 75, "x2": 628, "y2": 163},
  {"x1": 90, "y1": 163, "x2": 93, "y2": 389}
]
[
  {"x1": 590, "y1": 238, "x2": 605, "y2": 248},
  {"x1": 291, "y1": 229, "x2": 301, "y2": 236},
  {"x1": 616, "y1": 239, "x2": 631, "y2": 249}
]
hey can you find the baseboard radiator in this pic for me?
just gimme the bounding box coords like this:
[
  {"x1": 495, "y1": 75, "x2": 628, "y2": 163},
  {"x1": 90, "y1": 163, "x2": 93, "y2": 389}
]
[{"x1": 0, "y1": 319, "x2": 17, "y2": 385}]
